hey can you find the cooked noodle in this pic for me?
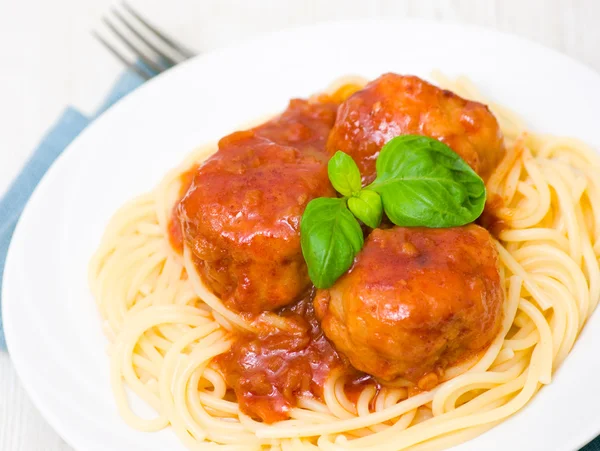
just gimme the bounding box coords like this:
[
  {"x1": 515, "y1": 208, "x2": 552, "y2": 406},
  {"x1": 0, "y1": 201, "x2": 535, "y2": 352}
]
[{"x1": 89, "y1": 75, "x2": 600, "y2": 450}]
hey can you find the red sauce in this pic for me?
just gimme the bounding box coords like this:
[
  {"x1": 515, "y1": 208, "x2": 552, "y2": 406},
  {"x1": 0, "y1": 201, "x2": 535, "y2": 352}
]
[
  {"x1": 477, "y1": 137, "x2": 526, "y2": 238},
  {"x1": 477, "y1": 193, "x2": 508, "y2": 238},
  {"x1": 167, "y1": 208, "x2": 184, "y2": 253},
  {"x1": 214, "y1": 292, "x2": 368, "y2": 423},
  {"x1": 167, "y1": 164, "x2": 198, "y2": 253},
  {"x1": 344, "y1": 374, "x2": 380, "y2": 406}
]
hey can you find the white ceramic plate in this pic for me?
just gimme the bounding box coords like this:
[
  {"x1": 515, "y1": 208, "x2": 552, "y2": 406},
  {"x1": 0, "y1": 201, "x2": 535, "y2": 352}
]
[{"x1": 4, "y1": 19, "x2": 600, "y2": 451}]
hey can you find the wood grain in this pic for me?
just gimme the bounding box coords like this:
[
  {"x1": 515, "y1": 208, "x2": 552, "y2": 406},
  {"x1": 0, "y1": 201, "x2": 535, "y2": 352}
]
[{"x1": 0, "y1": 0, "x2": 598, "y2": 449}]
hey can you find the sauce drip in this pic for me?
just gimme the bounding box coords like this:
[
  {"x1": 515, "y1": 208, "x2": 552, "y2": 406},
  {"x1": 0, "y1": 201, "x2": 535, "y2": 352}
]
[
  {"x1": 477, "y1": 193, "x2": 507, "y2": 238},
  {"x1": 214, "y1": 292, "x2": 351, "y2": 423},
  {"x1": 167, "y1": 164, "x2": 199, "y2": 253}
]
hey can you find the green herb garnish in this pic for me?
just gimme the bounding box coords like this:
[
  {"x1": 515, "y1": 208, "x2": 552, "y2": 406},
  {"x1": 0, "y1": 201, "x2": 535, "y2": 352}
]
[
  {"x1": 327, "y1": 150, "x2": 362, "y2": 197},
  {"x1": 300, "y1": 135, "x2": 486, "y2": 289},
  {"x1": 300, "y1": 197, "x2": 364, "y2": 289},
  {"x1": 347, "y1": 189, "x2": 382, "y2": 229}
]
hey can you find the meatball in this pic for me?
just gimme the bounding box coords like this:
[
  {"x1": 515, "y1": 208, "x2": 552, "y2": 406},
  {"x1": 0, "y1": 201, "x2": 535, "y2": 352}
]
[
  {"x1": 250, "y1": 98, "x2": 338, "y2": 152},
  {"x1": 314, "y1": 225, "x2": 504, "y2": 385},
  {"x1": 327, "y1": 73, "x2": 505, "y2": 184},
  {"x1": 178, "y1": 99, "x2": 337, "y2": 314}
]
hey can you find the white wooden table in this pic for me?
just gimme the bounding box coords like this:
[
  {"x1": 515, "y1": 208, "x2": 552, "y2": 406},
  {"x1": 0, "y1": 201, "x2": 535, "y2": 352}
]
[{"x1": 1, "y1": 0, "x2": 599, "y2": 449}]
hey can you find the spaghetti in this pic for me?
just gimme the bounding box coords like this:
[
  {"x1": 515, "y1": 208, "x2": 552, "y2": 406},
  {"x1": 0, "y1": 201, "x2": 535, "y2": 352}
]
[{"x1": 89, "y1": 75, "x2": 600, "y2": 450}]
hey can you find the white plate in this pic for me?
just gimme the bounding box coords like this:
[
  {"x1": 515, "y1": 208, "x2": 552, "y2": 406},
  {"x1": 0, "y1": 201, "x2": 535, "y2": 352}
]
[{"x1": 4, "y1": 19, "x2": 600, "y2": 451}]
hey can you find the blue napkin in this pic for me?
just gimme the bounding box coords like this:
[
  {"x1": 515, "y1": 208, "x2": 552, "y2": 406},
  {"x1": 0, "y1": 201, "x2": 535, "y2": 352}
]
[
  {"x1": 0, "y1": 69, "x2": 598, "y2": 451},
  {"x1": 0, "y1": 70, "x2": 145, "y2": 351}
]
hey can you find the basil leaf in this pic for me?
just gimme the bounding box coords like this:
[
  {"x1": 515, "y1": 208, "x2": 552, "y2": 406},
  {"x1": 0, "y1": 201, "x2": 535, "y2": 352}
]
[
  {"x1": 368, "y1": 135, "x2": 486, "y2": 227},
  {"x1": 328, "y1": 151, "x2": 362, "y2": 197},
  {"x1": 348, "y1": 189, "x2": 383, "y2": 229},
  {"x1": 300, "y1": 197, "x2": 363, "y2": 289}
]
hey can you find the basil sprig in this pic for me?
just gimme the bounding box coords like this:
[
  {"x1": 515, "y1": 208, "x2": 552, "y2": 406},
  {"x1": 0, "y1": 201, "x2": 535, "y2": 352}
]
[
  {"x1": 300, "y1": 198, "x2": 364, "y2": 289},
  {"x1": 327, "y1": 151, "x2": 361, "y2": 197},
  {"x1": 369, "y1": 135, "x2": 486, "y2": 227},
  {"x1": 347, "y1": 190, "x2": 382, "y2": 229},
  {"x1": 300, "y1": 135, "x2": 486, "y2": 288}
]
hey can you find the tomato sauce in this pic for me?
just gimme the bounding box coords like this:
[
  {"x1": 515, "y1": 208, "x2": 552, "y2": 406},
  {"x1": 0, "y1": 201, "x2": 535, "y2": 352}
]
[
  {"x1": 213, "y1": 292, "x2": 357, "y2": 423},
  {"x1": 167, "y1": 164, "x2": 198, "y2": 253},
  {"x1": 477, "y1": 193, "x2": 508, "y2": 238}
]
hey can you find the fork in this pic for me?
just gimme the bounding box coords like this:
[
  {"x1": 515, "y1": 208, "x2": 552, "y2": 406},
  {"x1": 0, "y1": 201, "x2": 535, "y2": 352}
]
[{"x1": 93, "y1": 2, "x2": 195, "y2": 80}]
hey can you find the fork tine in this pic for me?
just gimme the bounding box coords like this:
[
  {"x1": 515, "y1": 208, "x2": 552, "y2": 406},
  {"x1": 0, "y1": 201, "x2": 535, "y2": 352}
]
[
  {"x1": 102, "y1": 16, "x2": 165, "y2": 75},
  {"x1": 111, "y1": 7, "x2": 180, "y2": 67},
  {"x1": 92, "y1": 31, "x2": 154, "y2": 80},
  {"x1": 121, "y1": 1, "x2": 195, "y2": 59}
]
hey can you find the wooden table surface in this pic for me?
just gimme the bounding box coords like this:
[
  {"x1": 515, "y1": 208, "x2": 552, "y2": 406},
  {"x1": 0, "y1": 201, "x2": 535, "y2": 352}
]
[{"x1": 1, "y1": 0, "x2": 599, "y2": 449}]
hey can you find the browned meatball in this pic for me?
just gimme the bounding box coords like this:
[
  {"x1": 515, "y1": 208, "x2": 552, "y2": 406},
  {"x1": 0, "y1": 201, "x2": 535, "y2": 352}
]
[
  {"x1": 178, "y1": 99, "x2": 337, "y2": 314},
  {"x1": 314, "y1": 225, "x2": 504, "y2": 386},
  {"x1": 327, "y1": 73, "x2": 505, "y2": 184}
]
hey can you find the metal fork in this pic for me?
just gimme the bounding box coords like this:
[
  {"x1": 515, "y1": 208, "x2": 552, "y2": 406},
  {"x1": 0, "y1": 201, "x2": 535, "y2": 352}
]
[{"x1": 93, "y1": 2, "x2": 195, "y2": 80}]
